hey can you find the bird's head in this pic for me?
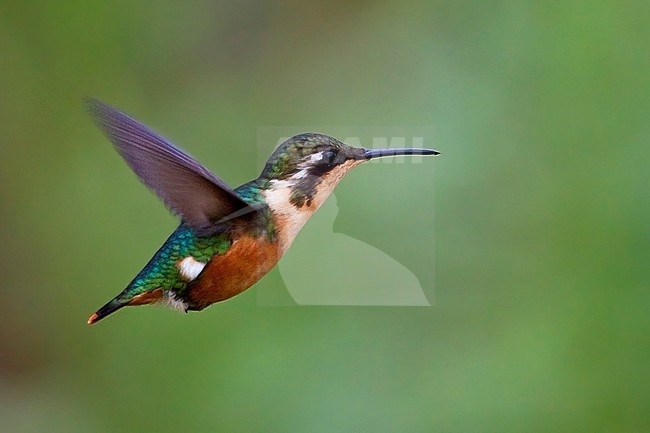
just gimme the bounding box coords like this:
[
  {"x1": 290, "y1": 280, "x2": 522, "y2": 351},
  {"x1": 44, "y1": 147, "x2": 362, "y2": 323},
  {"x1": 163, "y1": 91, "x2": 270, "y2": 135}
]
[{"x1": 259, "y1": 133, "x2": 439, "y2": 210}]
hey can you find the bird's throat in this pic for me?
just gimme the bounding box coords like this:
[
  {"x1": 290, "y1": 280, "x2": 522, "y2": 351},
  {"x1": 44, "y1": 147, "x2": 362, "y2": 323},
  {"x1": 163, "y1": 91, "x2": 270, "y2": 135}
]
[{"x1": 262, "y1": 159, "x2": 362, "y2": 253}]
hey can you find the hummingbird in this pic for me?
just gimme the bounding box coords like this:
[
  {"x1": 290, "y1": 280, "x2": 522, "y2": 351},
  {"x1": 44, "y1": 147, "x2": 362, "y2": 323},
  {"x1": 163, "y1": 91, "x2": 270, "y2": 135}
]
[{"x1": 86, "y1": 99, "x2": 440, "y2": 324}]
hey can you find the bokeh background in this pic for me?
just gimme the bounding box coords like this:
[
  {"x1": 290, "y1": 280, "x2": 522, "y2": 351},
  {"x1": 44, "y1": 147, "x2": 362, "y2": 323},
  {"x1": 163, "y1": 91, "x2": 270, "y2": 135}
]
[{"x1": 1, "y1": 1, "x2": 649, "y2": 432}]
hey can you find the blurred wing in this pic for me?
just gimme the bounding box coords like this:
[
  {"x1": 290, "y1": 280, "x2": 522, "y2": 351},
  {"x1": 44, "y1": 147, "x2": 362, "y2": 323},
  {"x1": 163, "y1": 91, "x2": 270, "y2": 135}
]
[{"x1": 86, "y1": 98, "x2": 259, "y2": 234}]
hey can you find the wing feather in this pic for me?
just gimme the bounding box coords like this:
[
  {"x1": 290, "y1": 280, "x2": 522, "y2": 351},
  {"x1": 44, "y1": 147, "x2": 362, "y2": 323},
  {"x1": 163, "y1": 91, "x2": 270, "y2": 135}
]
[{"x1": 86, "y1": 99, "x2": 258, "y2": 233}]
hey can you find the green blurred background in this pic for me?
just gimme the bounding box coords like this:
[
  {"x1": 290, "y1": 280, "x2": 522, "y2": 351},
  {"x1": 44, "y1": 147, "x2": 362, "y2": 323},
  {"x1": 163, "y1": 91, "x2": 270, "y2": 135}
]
[{"x1": 1, "y1": 1, "x2": 649, "y2": 432}]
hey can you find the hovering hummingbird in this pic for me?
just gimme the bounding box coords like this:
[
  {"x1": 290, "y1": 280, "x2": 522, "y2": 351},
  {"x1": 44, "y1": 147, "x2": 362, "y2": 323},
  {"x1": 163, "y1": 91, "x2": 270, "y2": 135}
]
[{"x1": 86, "y1": 99, "x2": 440, "y2": 324}]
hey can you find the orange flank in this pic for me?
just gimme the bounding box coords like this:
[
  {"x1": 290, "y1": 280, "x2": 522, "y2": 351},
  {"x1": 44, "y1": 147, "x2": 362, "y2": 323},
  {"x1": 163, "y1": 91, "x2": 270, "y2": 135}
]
[
  {"x1": 127, "y1": 288, "x2": 164, "y2": 306},
  {"x1": 186, "y1": 236, "x2": 281, "y2": 310}
]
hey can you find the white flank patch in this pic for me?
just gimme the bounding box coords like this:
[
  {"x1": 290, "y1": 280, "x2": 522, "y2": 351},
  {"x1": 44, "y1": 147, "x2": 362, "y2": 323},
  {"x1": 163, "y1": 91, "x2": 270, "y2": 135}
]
[
  {"x1": 177, "y1": 256, "x2": 206, "y2": 281},
  {"x1": 164, "y1": 291, "x2": 189, "y2": 312}
]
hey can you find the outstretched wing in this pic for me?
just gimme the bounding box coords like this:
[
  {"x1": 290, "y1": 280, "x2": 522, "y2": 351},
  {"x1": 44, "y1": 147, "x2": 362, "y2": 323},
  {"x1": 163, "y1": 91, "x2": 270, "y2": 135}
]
[{"x1": 86, "y1": 99, "x2": 259, "y2": 234}]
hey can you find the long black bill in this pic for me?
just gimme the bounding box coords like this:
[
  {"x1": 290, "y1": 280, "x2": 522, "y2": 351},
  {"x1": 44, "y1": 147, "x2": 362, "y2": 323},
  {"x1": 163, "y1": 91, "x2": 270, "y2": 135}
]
[{"x1": 363, "y1": 148, "x2": 440, "y2": 160}]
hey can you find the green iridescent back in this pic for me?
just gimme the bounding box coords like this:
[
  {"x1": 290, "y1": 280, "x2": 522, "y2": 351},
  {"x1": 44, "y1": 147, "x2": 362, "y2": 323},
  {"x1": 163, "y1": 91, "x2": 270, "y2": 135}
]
[{"x1": 118, "y1": 225, "x2": 231, "y2": 302}]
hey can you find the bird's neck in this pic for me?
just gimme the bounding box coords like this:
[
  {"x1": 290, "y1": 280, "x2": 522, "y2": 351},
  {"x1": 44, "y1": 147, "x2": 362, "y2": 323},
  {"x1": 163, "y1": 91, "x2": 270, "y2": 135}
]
[{"x1": 255, "y1": 160, "x2": 362, "y2": 253}]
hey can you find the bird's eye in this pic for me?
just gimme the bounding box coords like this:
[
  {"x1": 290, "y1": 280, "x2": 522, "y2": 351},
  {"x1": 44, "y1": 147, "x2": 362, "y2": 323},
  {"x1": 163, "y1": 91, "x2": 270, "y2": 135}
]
[{"x1": 322, "y1": 150, "x2": 337, "y2": 164}]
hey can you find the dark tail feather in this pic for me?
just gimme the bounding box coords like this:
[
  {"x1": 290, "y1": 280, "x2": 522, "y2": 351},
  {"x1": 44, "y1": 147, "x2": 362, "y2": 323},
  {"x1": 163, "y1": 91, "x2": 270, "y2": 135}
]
[{"x1": 87, "y1": 298, "x2": 128, "y2": 325}]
